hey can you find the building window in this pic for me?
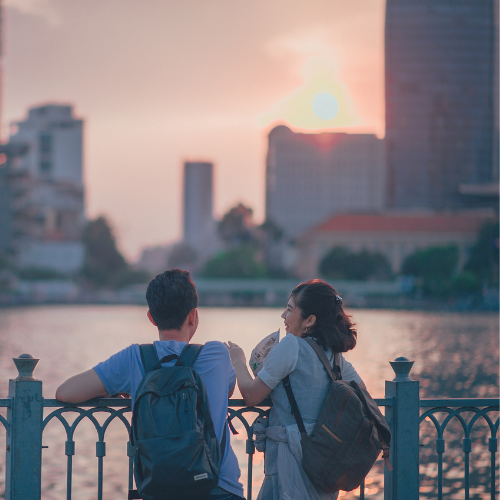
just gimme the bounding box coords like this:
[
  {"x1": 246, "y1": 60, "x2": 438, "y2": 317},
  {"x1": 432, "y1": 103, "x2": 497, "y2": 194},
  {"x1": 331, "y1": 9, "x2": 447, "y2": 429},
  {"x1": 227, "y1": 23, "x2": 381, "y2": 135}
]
[{"x1": 39, "y1": 133, "x2": 52, "y2": 154}]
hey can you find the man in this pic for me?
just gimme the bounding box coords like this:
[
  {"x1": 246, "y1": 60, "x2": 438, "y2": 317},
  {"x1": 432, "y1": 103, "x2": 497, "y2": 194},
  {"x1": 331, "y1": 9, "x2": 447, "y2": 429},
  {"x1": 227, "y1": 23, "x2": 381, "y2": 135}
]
[{"x1": 56, "y1": 269, "x2": 244, "y2": 500}]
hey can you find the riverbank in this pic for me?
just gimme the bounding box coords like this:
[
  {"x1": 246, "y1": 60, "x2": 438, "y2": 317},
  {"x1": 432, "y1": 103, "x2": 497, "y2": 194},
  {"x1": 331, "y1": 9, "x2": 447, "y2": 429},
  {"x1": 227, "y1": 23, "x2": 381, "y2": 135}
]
[{"x1": 0, "y1": 277, "x2": 498, "y2": 311}]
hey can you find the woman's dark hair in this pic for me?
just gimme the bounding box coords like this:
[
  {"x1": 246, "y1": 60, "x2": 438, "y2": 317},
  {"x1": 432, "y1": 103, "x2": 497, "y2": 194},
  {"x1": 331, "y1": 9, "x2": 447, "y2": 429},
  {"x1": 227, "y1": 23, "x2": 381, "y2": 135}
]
[{"x1": 291, "y1": 279, "x2": 357, "y2": 352}]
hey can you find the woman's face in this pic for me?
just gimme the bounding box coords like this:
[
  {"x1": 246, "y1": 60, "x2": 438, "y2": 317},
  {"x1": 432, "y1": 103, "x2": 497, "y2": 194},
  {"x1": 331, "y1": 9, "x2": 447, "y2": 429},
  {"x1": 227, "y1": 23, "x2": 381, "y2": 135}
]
[{"x1": 281, "y1": 296, "x2": 308, "y2": 337}]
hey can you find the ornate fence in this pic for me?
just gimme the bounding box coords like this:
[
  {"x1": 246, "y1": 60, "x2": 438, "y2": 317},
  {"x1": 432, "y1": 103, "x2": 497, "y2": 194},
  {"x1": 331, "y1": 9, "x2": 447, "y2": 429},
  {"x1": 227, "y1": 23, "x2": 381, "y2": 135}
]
[{"x1": 1, "y1": 354, "x2": 498, "y2": 500}]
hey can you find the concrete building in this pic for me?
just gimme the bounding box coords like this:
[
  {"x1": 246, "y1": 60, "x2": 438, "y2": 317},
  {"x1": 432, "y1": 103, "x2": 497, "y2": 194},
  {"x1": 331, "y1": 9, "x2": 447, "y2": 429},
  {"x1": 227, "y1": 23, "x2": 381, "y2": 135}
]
[
  {"x1": 183, "y1": 161, "x2": 217, "y2": 258},
  {"x1": 0, "y1": 104, "x2": 85, "y2": 273},
  {"x1": 294, "y1": 212, "x2": 496, "y2": 279},
  {"x1": 265, "y1": 125, "x2": 385, "y2": 239},
  {"x1": 385, "y1": 0, "x2": 499, "y2": 210},
  {"x1": 135, "y1": 244, "x2": 173, "y2": 275}
]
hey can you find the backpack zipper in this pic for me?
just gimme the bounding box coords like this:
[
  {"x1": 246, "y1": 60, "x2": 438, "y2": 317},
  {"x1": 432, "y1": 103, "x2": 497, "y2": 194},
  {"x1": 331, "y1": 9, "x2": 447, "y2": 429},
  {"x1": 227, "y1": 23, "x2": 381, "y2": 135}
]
[
  {"x1": 334, "y1": 390, "x2": 353, "y2": 427},
  {"x1": 183, "y1": 392, "x2": 188, "y2": 412}
]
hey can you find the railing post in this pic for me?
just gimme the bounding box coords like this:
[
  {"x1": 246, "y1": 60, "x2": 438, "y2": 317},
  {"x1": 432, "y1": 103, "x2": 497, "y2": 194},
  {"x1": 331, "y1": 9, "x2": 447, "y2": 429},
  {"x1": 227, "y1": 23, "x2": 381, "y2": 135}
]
[
  {"x1": 384, "y1": 356, "x2": 419, "y2": 500},
  {"x1": 5, "y1": 354, "x2": 43, "y2": 500}
]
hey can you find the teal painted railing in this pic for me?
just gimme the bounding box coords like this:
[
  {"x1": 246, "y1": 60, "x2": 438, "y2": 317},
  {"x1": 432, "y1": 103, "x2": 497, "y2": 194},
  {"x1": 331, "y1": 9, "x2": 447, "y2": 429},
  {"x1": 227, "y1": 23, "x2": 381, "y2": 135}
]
[{"x1": 1, "y1": 354, "x2": 498, "y2": 500}]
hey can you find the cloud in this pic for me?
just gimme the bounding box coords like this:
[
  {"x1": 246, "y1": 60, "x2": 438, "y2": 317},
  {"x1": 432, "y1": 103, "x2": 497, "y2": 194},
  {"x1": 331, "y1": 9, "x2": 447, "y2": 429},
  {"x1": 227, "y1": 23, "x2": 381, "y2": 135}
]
[{"x1": 5, "y1": 0, "x2": 62, "y2": 27}]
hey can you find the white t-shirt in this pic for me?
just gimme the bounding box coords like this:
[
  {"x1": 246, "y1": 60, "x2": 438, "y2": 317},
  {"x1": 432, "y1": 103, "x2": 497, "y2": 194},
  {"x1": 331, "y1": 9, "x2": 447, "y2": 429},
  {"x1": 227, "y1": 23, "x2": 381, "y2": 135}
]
[
  {"x1": 257, "y1": 333, "x2": 362, "y2": 390},
  {"x1": 93, "y1": 340, "x2": 244, "y2": 498}
]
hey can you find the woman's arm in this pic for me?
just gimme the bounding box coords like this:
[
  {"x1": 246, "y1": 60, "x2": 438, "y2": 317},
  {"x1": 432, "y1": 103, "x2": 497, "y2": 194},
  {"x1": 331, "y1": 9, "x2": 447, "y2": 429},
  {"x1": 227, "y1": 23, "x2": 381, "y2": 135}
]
[{"x1": 225, "y1": 342, "x2": 272, "y2": 407}]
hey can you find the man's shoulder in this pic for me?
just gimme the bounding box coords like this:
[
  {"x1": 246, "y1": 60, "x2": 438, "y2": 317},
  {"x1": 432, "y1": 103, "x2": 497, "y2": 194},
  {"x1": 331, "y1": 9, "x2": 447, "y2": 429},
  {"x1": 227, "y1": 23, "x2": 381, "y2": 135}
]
[
  {"x1": 97, "y1": 343, "x2": 141, "y2": 365},
  {"x1": 198, "y1": 341, "x2": 230, "y2": 360}
]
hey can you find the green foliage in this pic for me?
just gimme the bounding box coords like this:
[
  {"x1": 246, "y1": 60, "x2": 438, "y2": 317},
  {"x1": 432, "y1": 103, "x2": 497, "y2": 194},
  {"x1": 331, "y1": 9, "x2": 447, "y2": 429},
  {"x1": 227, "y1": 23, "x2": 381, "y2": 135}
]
[
  {"x1": 203, "y1": 246, "x2": 266, "y2": 279},
  {"x1": 401, "y1": 245, "x2": 459, "y2": 297},
  {"x1": 17, "y1": 267, "x2": 63, "y2": 281},
  {"x1": 82, "y1": 216, "x2": 145, "y2": 288},
  {"x1": 451, "y1": 272, "x2": 482, "y2": 295},
  {"x1": 401, "y1": 245, "x2": 459, "y2": 280},
  {"x1": 464, "y1": 221, "x2": 499, "y2": 287},
  {"x1": 319, "y1": 246, "x2": 391, "y2": 281}
]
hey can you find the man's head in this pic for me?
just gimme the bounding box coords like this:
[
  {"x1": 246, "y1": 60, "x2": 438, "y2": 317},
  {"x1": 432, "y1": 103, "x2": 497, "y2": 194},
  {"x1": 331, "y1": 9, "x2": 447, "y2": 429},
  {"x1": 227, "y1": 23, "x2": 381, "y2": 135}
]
[{"x1": 146, "y1": 269, "x2": 198, "y2": 331}]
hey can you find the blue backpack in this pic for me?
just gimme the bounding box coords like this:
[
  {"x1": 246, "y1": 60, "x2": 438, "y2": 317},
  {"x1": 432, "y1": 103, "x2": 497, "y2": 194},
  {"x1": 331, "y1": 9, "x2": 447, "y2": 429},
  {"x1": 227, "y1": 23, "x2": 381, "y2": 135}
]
[{"x1": 129, "y1": 343, "x2": 226, "y2": 500}]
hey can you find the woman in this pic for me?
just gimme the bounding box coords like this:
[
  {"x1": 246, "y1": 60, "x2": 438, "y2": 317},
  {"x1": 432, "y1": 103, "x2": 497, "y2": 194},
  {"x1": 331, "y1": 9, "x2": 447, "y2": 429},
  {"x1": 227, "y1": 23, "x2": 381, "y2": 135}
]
[{"x1": 226, "y1": 279, "x2": 364, "y2": 500}]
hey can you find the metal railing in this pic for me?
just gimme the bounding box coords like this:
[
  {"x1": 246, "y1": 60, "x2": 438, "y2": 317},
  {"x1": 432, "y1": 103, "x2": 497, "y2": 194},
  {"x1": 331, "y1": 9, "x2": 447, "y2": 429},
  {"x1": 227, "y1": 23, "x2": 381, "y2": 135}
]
[{"x1": 1, "y1": 354, "x2": 498, "y2": 500}]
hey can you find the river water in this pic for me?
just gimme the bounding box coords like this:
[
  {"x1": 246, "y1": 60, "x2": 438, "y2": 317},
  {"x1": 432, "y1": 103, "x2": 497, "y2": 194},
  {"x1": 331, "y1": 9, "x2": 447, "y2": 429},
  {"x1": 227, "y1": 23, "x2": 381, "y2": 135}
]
[{"x1": 0, "y1": 305, "x2": 497, "y2": 499}]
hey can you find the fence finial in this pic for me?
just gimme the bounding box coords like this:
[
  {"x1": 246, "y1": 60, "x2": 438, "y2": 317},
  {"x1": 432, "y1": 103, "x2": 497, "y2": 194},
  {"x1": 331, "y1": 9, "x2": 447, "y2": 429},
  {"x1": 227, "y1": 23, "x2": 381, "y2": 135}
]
[
  {"x1": 389, "y1": 356, "x2": 414, "y2": 381},
  {"x1": 13, "y1": 353, "x2": 39, "y2": 381}
]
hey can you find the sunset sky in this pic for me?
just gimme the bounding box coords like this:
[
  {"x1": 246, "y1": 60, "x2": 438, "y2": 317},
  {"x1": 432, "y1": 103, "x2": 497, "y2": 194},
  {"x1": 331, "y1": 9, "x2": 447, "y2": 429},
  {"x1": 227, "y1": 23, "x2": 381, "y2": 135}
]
[{"x1": 4, "y1": 0, "x2": 386, "y2": 259}]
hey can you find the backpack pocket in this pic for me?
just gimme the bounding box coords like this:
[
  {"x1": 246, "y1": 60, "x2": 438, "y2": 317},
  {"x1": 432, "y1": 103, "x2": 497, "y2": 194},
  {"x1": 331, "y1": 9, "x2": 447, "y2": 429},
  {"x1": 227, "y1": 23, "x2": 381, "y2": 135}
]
[{"x1": 135, "y1": 430, "x2": 219, "y2": 500}]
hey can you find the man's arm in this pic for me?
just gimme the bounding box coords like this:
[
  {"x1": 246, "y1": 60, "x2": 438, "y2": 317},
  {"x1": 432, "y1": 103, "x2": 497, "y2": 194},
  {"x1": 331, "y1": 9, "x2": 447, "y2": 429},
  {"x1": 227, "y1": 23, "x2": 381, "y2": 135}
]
[{"x1": 56, "y1": 369, "x2": 109, "y2": 403}]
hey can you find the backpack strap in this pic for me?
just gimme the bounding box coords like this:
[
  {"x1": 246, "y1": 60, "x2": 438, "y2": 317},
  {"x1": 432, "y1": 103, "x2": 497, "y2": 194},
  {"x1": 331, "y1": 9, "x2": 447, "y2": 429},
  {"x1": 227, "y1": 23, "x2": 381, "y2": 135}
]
[
  {"x1": 140, "y1": 343, "x2": 205, "y2": 371},
  {"x1": 139, "y1": 344, "x2": 160, "y2": 373},
  {"x1": 178, "y1": 343, "x2": 204, "y2": 367},
  {"x1": 284, "y1": 338, "x2": 343, "y2": 435},
  {"x1": 303, "y1": 338, "x2": 341, "y2": 381},
  {"x1": 283, "y1": 375, "x2": 307, "y2": 435}
]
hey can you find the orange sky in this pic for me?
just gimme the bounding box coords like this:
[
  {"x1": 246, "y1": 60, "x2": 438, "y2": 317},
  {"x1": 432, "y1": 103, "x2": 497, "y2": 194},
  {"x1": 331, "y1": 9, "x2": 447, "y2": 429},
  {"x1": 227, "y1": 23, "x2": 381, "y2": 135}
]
[{"x1": 4, "y1": 0, "x2": 386, "y2": 259}]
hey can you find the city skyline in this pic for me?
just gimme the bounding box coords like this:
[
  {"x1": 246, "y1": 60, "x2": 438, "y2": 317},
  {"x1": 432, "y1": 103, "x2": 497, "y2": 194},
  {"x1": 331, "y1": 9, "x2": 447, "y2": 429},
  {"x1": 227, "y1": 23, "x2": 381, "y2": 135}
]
[{"x1": 4, "y1": 0, "x2": 386, "y2": 259}]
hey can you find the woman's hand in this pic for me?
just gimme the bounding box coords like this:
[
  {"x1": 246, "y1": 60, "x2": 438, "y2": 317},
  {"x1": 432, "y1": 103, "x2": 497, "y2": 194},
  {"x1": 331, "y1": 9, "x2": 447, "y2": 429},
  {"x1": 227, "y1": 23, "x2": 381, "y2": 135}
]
[
  {"x1": 225, "y1": 341, "x2": 272, "y2": 407},
  {"x1": 224, "y1": 341, "x2": 247, "y2": 367}
]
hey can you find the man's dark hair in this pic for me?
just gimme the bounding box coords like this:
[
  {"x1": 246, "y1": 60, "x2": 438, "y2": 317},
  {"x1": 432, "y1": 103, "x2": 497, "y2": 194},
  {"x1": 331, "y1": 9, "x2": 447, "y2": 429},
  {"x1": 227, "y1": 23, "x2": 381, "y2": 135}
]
[{"x1": 146, "y1": 269, "x2": 198, "y2": 330}]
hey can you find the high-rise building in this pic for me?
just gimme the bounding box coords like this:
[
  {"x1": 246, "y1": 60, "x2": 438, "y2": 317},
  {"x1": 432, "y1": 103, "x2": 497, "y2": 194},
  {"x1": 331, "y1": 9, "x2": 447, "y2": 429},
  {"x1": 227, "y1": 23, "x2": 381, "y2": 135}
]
[
  {"x1": 385, "y1": 0, "x2": 499, "y2": 210},
  {"x1": 265, "y1": 125, "x2": 386, "y2": 239},
  {"x1": 0, "y1": 104, "x2": 85, "y2": 273},
  {"x1": 183, "y1": 161, "x2": 216, "y2": 257}
]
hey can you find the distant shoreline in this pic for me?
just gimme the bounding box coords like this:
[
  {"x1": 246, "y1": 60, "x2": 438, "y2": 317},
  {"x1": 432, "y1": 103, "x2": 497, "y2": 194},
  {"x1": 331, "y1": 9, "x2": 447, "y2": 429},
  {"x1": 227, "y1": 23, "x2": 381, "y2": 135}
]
[
  {"x1": 0, "y1": 295, "x2": 497, "y2": 312},
  {"x1": 1, "y1": 277, "x2": 498, "y2": 311}
]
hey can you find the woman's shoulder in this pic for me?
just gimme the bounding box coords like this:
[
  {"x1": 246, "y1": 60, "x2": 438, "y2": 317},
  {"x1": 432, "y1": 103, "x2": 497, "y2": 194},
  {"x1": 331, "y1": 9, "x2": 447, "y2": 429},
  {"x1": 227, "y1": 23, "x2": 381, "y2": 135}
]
[
  {"x1": 280, "y1": 332, "x2": 299, "y2": 345},
  {"x1": 269, "y1": 333, "x2": 299, "y2": 357}
]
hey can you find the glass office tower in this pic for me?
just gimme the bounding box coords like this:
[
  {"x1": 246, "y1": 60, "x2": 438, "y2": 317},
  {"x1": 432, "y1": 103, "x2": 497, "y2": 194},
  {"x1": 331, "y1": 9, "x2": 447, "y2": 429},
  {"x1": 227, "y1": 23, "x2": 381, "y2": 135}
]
[{"x1": 385, "y1": 0, "x2": 498, "y2": 210}]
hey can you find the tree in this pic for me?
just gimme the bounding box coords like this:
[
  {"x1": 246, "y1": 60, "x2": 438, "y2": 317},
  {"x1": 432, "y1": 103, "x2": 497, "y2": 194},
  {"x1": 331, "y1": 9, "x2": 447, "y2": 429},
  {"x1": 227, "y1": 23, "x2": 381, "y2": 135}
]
[
  {"x1": 401, "y1": 245, "x2": 459, "y2": 296},
  {"x1": 451, "y1": 272, "x2": 481, "y2": 295},
  {"x1": 82, "y1": 216, "x2": 129, "y2": 288},
  {"x1": 202, "y1": 246, "x2": 266, "y2": 279},
  {"x1": 319, "y1": 246, "x2": 391, "y2": 281},
  {"x1": 257, "y1": 219, "x2": 289, "y2": 278},
  {"x1": 464, "y1": 221, "x2": 499, "y2": 288},
  {"x1": 218, "y1": 203, "x2": 256, "y2": 248}
]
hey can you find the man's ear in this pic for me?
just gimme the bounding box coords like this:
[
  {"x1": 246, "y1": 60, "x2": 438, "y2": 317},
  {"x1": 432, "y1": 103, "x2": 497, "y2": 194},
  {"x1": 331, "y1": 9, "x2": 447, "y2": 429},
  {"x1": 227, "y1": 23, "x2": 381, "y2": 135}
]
[
  {"x1": 147, "y1": 310, "x2": 157, "y2": 326},
  {"x1": 187, "y1": 308, "x2": 198, "y2": 326},
  {"x1": 188, "y1": 308, "x2": 199, "y2": 341}
]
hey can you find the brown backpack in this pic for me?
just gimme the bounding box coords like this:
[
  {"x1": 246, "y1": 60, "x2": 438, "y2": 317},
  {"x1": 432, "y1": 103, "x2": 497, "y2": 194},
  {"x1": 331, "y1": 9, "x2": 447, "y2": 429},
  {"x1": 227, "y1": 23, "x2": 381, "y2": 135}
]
[{"x1": 283, "y1": 338, "x2": 392, "y2": 493}]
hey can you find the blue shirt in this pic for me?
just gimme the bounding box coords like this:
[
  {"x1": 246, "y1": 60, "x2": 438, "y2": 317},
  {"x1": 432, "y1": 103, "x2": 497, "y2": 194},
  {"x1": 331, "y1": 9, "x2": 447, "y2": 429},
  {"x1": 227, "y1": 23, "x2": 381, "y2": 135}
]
[{"x1": 93, "y1": 340, "x2": 244, "y2": 498}]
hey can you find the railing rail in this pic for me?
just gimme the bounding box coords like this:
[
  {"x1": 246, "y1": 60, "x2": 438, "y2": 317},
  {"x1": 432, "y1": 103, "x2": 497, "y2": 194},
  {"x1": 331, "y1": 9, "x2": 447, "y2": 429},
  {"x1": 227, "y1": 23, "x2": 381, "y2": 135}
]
[{"x1": 0, "y1": 354, "x2": 498, "y2": 500}]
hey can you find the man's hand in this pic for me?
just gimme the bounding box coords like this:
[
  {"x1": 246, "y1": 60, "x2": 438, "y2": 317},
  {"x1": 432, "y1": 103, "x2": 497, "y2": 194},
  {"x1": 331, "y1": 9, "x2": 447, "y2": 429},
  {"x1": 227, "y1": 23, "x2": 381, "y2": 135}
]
[{"x1": 56, "y1": 369, "x2": 109, "y2": 403}]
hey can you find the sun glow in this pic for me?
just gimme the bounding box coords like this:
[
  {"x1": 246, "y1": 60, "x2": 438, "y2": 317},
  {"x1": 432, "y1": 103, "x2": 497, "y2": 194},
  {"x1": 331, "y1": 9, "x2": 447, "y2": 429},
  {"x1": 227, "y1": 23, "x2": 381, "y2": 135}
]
[
  {"x1": 260, "y1": 55, "x2": 360, "y2": 130},
  {"x1": 312, "y1": 93, "x2": 339, "y2": 120}
]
